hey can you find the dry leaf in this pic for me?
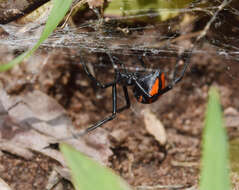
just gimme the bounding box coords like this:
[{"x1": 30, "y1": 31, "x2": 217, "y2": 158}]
[
  {"x1": 141, "y1": 108, "x2": 167, "y2": 145},
  {"x1": 0, "y1": 89, "x2": 112, "y2": 173}
]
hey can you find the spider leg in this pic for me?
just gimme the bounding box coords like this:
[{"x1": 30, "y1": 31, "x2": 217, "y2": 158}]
[
  {"x1": 134, "y1": 79, "x2": 152, "y2": 98},
  {"x1": 117, "y1": 86, "x2": 130, "y2": 113},
  {"x1": 151, "y1": 51, "x2": 192, "y2": 99},
  {"x1": 81, "y1": 59, "x2": 116, "y2": 88},
  {"x1": 107, "y1": 53, "x2": 131, "y2": 111},
  {"x1": 154, "y1": 85, "x2": 173, "y2": 97},
  {"x1": 79, "y1": 53, "x2": 125, "y2": 134},
  {"x1": 109, "y1": 55, "x2": 128, "y2": 73},
  {"x1": 172, "y1": 51, "x2": 191, "y2": 85},
  {"x1": 84, "y1": 83, "x2": 117, "y2": 133},
  {"x1": 138, "y1": 55, "x2": 148, "y2": 68},
  {"x1": 57, "y1": 83, "x2": 118, "y2": 140}
]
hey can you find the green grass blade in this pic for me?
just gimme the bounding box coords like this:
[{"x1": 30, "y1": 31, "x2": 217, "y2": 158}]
[
  {"x1": 35, "y1": 0, "x2": 73, "y2": 47},
  {"x1": 199, "y1": 87, "x2": 231, "y2": 190},
  {"x1": 0, "y1": 0, "x2": 73, "y2": 72},
  {"x1": 60, "y1": 143, "x2": 132, "y2": 190}
]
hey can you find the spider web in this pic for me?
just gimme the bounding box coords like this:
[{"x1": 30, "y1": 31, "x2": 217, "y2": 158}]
[{"x1": 0, "y1": 0, "x2": 238, "y2": 79}]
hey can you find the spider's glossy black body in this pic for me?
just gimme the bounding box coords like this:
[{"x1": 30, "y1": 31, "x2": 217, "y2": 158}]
[
  {"x1": 108, "y1": 70, "x2": 165, "y2": 104},
  {"x1": 132, "y1": 71, "x2": 165, "y2": 104}
]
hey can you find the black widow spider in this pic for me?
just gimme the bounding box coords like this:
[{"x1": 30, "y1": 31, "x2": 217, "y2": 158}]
[{"x1": 78, "y1": 53, "x2": 190, "y2": 135}]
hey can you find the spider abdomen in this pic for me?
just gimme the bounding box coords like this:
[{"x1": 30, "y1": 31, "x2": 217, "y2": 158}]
[{"x1": 133, "y1": 71, "x2": 165, "y2": 104}]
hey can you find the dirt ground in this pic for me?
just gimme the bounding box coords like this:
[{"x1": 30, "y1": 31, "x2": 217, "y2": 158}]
[{"x1": 0, "y1": 4, "x2": 239, "y2": 190}]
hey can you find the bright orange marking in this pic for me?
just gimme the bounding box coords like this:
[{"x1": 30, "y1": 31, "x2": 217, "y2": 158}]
[
  {"x1": 149, "y1": 78, "x2": 159, "y2": 96},
  {"x1": 138, "y1": 96, "x2": 143, "y2": 102},
  {"x1": 161, "y1": 73, "x2": 165, "y2": 89}
]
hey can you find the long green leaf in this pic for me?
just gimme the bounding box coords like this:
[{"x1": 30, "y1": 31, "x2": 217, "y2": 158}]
[
  {"x1": 0, "y1": 0, "x2": 73, "y2": 72},
  {"x1": 60, "y1": 143, "x2": 132, "y2": 190},
  {"x1": 199, "y1": 87, "x2": 231, "y2": 190}
]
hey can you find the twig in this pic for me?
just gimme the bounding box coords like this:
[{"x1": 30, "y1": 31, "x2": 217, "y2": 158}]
[{"x1": 61, "y1": 0, "x2": 88, "y2": 28}]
